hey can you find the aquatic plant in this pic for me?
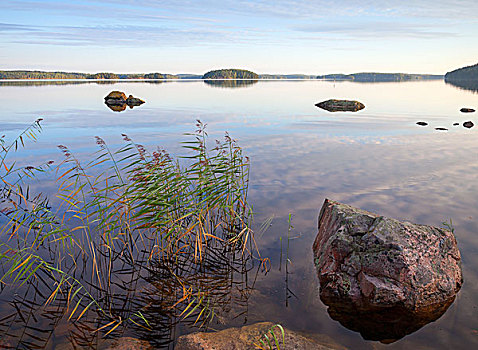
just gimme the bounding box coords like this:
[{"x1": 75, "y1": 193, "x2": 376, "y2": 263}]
[
  {"x1": 0, "y1": 120, "x2": 262, "y2": 347},
  {"x1": 254, "y1": 323, "x2": 285, "y2": 350}
]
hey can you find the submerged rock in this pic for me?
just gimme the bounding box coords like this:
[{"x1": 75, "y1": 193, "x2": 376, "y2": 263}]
[
  {"x1": 315, "y1": 99, "x2": 365, "y2": 112},
  {"x1": 176, "y1": 322, "x2": 344, "y2": 350},
  {"x1": 416, "y1": 121, "x2": 428, "y2": 126},
  {"x1": 435, "y1": 127, "x2": 448, "y2": 131},
  {"x1": 463, "y1": 121, "x2": 474, "y2": 128},
  {"x1": 453, "y1": 123, "x2": 460, "y2": 126},
  {"x1": 105, "y1": 337, "x2": 153, "y2": 350},
  {"x1": 460, "y1": 108, "x2": 475, "y2": 113},
  {"x1": 313, "y1": 199, "x2": 462, "y2": 343}
]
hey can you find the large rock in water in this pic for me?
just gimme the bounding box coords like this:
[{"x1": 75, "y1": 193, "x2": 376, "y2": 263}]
[
  {"x1": 176, "y1": 322, "x2": 345, "y2": 350},
  {"x1": 315, "y1": 99, "x2": 365, "y2": 112},
  {"x1": 313, "y1": 199, "x2": 462, "y2": 343}
]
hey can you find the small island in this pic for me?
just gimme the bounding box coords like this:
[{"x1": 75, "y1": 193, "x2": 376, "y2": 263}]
[{"x1": 202, "y1": 69, "x2": 259, "y2": 80}]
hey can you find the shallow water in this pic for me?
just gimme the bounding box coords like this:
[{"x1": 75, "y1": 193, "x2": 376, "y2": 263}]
[{"x1": 0, "y1": 79, "x2": 477, "y2": 349}]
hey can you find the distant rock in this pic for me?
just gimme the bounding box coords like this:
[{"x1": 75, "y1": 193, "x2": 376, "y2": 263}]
[
  {"x1": 315, "y1": 99, "x2": 365, "y2": 112},
  {"x1": 104, "y1": 91, "x2": 145, "y2": 112},
  {"x1": 460, "y1": 108, "x2": 475, "y2": 113},
  {"x1": 313, "y1": 199, "x2": 462, "y2": 343},
  {"x1": 453, "y1": 123, "x2": 459, "y2": 126},
  {"x1": 105, "y1": 91, "x2": 127, "y2": 105},
  {"x1": 435, "y1": 127, "x2": 448, "y2": 131},
  {"x1": 416, "y1": 121, "x2": 428, "y2": 126},
  {"x1": 126, "y1": 95, "x2": 145, "y2": 106},
  {"x1": 176, "y1": 322, "x2": 345, "y2": 350},
  {"x1": 463, "y1": 121, "x2": 474, "y2": 128}
]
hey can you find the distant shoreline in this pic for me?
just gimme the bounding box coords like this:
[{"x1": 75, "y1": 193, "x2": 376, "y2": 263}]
[{"x1": 0, "y1": 69, "x2": 444, "y2": 82}]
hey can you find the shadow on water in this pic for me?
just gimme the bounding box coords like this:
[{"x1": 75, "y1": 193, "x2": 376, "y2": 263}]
[
  {"x1": 203, "y1": 79, "x2": 258, "y2": 89},
  {"x1": 445, "y1": 79, "x2": 478, "y2": 93}
]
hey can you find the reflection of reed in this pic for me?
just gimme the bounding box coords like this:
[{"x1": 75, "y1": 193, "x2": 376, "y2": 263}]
[
  {"x1": 204, "y1": 79, "x2": 258, "y2": 89},
  {"x1": 0, "y1": 227, "x2": 259, "y2": 348}
]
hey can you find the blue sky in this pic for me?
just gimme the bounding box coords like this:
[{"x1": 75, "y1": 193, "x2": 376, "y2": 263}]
[{"x1": 0, "y1": 0, "x2": 477, "y2": 74}]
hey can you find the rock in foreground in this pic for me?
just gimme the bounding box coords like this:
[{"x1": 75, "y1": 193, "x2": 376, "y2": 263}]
[
  {"x1": 315, "y1": 99, "x2": 365, "y2": 112},
  {"x1": 105, "y1": 337, "x2": 153, "y2": 350},
  {"x1": 176, "y1": 322, "x2": 344, "y2": 350},
  {"x1": 313, "y1": 199, "x2": 462, "y2": 342}
]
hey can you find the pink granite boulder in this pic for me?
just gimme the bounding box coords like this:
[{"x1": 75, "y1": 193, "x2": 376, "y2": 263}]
[{"x1": 313, "y1": 199, "x2": 463, "y2": 342}]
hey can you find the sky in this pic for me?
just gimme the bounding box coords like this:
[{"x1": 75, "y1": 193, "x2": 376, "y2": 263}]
[{"x1": 0, "y1": 0, "x2": 477, "y2": 74}]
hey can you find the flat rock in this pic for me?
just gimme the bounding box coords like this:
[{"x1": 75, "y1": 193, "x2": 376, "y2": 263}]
[
  {"x1": 435, "y1": 127, "x2": 448, "y2": 131},
  {"x1": 463, "y1": 121, "x2": 474, "y2": 128},
  {"x1": 453, "y1": 123, "x2": 459, "y2": 126},
  {"x1": 416, "y1": 121, "x2": 428, "y2": 126},
  {"x1": 175, "y1": 322, "x2": 345, "y2": 350},
  {"x1": 313, "y1": 199, "x2": 462, "y2": 342},
  {"x1": 315, "y1": 99, "x2": 365, "y2": 112},
  {"x1": 460, "y1": 108, "x2": 475, "y2": 113}
]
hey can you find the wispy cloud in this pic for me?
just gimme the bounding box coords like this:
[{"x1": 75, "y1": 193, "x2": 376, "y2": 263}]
[
  {"x1": 4, "y1": 23, "x2": 264, "y2": 47},
  {"x1": 0, "y1": 22, "x2": 39, "y2": 32},
  {"x1": 293, "y1": 22, "x2": 458, "y2": 39}
]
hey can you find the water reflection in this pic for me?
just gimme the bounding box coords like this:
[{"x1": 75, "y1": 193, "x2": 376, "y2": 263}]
[
  {"x1": 0, "y1": 206, "x2": 260, "y2": 349},
  {"x1": 204, "y1": 79, "x2": 258, "y2": 88},
  {"x1": 1, "y1": 80, "x2": 478, "y2": 349},
  {"x1": 324, "y1": 298, "x2": 455, "y2": 343},
  {"x1": 445, "y1": 79, "x2": 478, "y2": 93}
]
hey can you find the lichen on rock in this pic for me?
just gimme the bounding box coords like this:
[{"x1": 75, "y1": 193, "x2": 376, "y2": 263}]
[{"x1": 313, "y1": 199, "x2": 463, "y2": 342}]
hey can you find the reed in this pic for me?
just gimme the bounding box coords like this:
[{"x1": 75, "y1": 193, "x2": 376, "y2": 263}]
[{"x1": 0, "y1": 120, "x2": 261, "y2": 345}]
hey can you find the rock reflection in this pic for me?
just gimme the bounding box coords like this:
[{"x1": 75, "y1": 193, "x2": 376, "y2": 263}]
[
  {"x1": 325, "y1": 298, "x2": 455, "y2": 343},
  {"x1": 204, "y1": 79, "x2": 258, "y2": 89}
]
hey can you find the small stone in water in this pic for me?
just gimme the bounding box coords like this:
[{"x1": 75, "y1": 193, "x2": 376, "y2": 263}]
[
  {"x1": 416, "y1": 122, "x2": 428, "y2": 126},
  {"x1": 453, "y1": 123, "x2": 459, "y2": 126},
  {"x1": 463, "y1": 121, "x2": 474, "y2": 128},
  {"x1": 435, "y1": 127, "x2": 448, "y2": 131},
  {"x1": 460, "y1": 108, "x2": 475, "y2": 113}
]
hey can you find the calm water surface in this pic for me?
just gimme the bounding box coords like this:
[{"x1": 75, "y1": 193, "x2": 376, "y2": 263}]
[{"x1": 0, "y1": 79, "x2": 477, "y2": 349}]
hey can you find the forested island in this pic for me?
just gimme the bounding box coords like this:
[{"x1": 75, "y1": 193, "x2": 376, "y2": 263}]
[
  {"x1": 202, "y1": 69, "x2": 258, "y2": 79},
  {"x1": 444, "y1": 62, "x2": 478, "y2": 92},
  {"x1": 317, "y1": 73, "x2": 443, "y2": 82},
  {"x1": 445, "y1": 63, "x2": 478, "y2": 81}
]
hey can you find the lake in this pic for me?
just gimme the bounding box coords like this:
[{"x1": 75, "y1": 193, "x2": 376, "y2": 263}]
[{"x1": 0, "y1": 79, "x2": 477, "y2": 349}]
